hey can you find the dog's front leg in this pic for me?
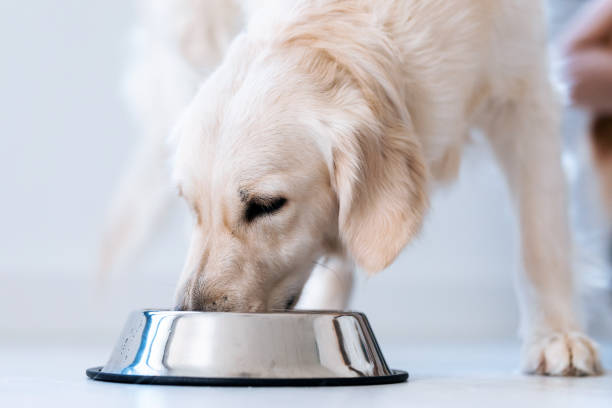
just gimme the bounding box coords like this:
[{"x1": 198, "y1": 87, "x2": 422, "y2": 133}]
[
  {"x1": 296, "y1": 255, "x2": 354, "y2": 310},
  {"x1": 484, "y1": 86, "x2": 603, "y2": 376}
]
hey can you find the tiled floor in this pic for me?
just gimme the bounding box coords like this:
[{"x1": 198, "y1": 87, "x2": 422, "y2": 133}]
[{"x1": 2, "y1": 342, "x2": 611, "y2": 408}]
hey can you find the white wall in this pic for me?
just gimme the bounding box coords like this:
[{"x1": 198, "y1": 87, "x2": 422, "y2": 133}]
[{"x1": 0, "y1": 0, "x2": 608, "y2": 348}]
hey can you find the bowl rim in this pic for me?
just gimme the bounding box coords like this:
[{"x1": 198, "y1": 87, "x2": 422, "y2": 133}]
[
  {"x1": 86, "y1": 366, "x2": 408, "y2": 387},
  {"x1": 137, "y1": 309, "x2": 368, "y2": 316}
]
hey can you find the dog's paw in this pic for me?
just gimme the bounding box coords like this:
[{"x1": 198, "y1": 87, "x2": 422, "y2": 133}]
[{"x1": 521, "y1": 332, "x2": 603, "y2": 376}]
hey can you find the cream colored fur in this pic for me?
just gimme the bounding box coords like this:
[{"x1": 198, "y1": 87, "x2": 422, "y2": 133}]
[{"x1": 105, "y1": 0, "x2": 603, "y2": 376}]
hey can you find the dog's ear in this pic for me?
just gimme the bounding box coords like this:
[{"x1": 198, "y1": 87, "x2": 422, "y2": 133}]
[
  {"x1": 278, "y1": 11, "x2": 428, "y2": 272},
  {"x1": 333, "y1": 122, "x2": 428, "y2": 273}
]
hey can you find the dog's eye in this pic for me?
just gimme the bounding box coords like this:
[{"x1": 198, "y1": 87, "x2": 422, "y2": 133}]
[{"x1": 245, "y1": 197, "x2": 287, "y2": 222}]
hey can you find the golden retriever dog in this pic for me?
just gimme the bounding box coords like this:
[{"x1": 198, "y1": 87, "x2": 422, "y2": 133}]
[{"x1": 102, "y1": 0, "x2": 603, "y2": 376}]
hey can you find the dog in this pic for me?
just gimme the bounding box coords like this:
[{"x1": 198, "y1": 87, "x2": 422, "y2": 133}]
[{"x1": 102, "y1": 0, "x2": 603, "y2": 376}]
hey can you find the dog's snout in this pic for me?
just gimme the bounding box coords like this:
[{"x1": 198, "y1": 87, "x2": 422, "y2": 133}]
[
  {"x1": 196, "y1": 294, "x2": 231, "y2": 312},
  {"x1": 182, "y1": 291, "x2": 232, "y2": 312},
  {"x1": 176, "y1": 281, "x2": 267, "y2": 312}
]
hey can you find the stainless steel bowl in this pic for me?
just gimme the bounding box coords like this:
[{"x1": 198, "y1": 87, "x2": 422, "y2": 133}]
[{"x1": 86, "y1": 310, "x2": 407, "y2": 386}]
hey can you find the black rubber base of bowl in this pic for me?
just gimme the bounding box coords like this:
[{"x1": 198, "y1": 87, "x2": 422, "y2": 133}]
[{"x1": 86, "y1": 366, "x2": 408, "y2": 387}]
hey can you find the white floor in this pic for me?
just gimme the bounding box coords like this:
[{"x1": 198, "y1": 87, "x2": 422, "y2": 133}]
[{"x1": 2, "y1": 342, "x2": 611, "y2": 408}]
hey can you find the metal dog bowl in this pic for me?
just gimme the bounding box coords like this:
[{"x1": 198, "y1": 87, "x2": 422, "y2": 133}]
[{"x1": 86, "y1": 310, "x2": 408, "y2": 386}]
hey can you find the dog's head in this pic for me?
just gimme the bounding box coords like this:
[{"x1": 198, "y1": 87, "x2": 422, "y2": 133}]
[{"x1": 172, "y1": 20, "x2": 428, "y2": 312}]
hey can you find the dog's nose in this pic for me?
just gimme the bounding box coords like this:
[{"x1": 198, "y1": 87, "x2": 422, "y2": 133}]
[
  {"x1": 175, "y1": 291, "x2": 267, "y2": 312},
  {"x1": 180, "y1": 293, "x2": 231, "y2": 312}
]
